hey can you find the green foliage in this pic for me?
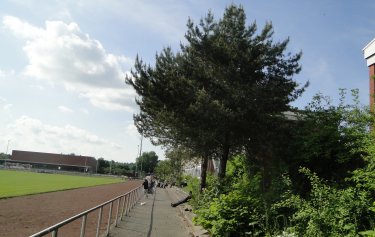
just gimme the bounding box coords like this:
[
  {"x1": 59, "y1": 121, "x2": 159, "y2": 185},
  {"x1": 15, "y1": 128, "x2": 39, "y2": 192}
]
[
  {"x1": 97, "y1": 158, "x2": 134, "y2": 175},
  {"x1": 193, "y1": 156, "x2": 270, "y2": 236},
  {"x1": 186, "y1": 89, "x2": 375, "y2": 237},
  {"x1": 191, "y1": 154, "x2": 375, "y2": 237},
  {"x1": 166, "y1": 147, "x2": 194, "y2": 183},
  {"x1": 154, "y1": 159, "x2": 173, "y2": 181},
  {"x1": 194, "y1": 174, "x2": 221, "y2": 210},
  {"x1": 110, "y1": 162, "x2": 131, "y2": 175},
  {"x1": 123, "y1": 2, "x2": 375, "y2": 235},
  {"x1": 137, "y1": 151, "x2": 159, "y2": 174},
  {"x1": 155, "y1": 147, "x2": 195, "y2": 185},
  {"x1": 126, "y1": 4, "x2": 306, "y2": 183},
  {"x1": 274, "y1": 168, "x2": 371, "y2": 237},
  {"x1": 194, "y1": 190, "x2": 264, "y2": 237},
  {"x1": 97, "y1": 158, "x2": 109, "y2": 174},
  {"x1": 350, "y1": 126, "x2": 375, "y2": 192},
  {"x1": 0, "y1": 153, "x2": 10, "y2": 159},
  {"x1": 359, "y1": 230, "x2": 375, "y2": 237},
  {"x1": 286, "y1": 89, "x2": 371, "y2": 193},
  {"x1": 183, "y1": 174, "x2": 201, "y2": 207},
  {"x1": 353, "y1": 150, "x2": 375, "y2": 237},
  {"x1": 273, "y1": 92, "x2": 375, "y2": 235},
  {"x1": 359, "y1": 202, "x2": 375, "y2": 237}
]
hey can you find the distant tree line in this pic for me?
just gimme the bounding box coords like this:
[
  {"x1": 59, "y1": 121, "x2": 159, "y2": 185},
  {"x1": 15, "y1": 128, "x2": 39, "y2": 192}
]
[
  {"x1": 97, "y1": 151, "x2": 159, "y2": 176},
  {"x1": 96, "y1": 157, "x2": 136, "y2": 175},
  {"x1": 0, "y1": 153, "x2": 10, "y2": 160}
]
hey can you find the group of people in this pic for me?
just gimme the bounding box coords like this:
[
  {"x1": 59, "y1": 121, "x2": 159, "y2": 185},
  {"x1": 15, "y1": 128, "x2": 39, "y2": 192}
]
[
  {"x1": 142, "y1": 176, "x2": 192, "y2": 207},
  {"x1": 142, "y1": 176, "x2": 157, "y2": 198}
]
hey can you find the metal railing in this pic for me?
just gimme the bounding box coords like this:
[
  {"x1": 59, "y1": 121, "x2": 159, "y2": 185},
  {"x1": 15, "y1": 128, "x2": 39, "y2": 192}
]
[{"x1": 30, "y1": 185, "x2": 143, "y2": 237}]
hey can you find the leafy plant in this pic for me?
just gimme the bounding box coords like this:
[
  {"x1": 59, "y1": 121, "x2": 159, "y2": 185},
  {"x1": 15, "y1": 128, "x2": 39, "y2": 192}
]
[
  {"x1": 192, "y1": 156, "x2": 272, "y2": 236},
  {"x1": 182, "y1": 174, "x2": 201, "y2": 207},
  {"x1": 194, "y1": 190, "x2": 265, "y2": 237},
  {"x1": 274, "y1": 167, "x2": 371, "y2": 237},
  {"x1": 286, "y1": 89, "x2": 370, "y2": 191}
]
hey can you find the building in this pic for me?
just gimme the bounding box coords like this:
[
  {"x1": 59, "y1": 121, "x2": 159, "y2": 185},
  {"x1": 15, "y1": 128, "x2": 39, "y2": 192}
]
[
  {"x1": 10, "y1": 150, "x2": 97, "y2": 173},
  {"x1": 363, "y1": 38, "x2": 375, "y2": 108},
  {"x1": 183, "y1": 158, "x2": 219, "y2": 178}
]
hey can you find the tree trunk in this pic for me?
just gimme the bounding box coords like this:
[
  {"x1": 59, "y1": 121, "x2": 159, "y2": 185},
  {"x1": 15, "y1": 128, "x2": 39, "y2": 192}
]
[
  {"x1": 261, "y1": 148, "x2": 273, "y2": 193},
  {"x1": 218, "y1": 133, "x2": 230, "y2": 182},
  {"x1": 200, "y1": 154, "x2": 208, "y2": 193}
]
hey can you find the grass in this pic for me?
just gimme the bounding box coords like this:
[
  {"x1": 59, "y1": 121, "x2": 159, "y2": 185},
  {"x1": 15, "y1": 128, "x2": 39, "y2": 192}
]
[{"x1": 0, "y1": 170, "x2": 123, "y2": 198}]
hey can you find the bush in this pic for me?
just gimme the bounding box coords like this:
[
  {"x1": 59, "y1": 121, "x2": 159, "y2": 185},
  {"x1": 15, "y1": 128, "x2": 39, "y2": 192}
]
[
  {"x1": 194, "y1": 190, "x2": 265, "y2": 236},
  {"x1": 274, "y1": 168, "x2": 371, "y2": 237},
  {"x1": 193, "y1": 156, "x2": 270, "y2": 236},
  {"x1": 182, "y1": 174, "x2": 201, "y2": 207}
]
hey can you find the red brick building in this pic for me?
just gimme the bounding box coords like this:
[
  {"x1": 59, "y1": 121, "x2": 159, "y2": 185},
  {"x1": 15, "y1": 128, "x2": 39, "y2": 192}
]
[
  {"x1": 363, "y1": 38, "x2": 375, "y2": 108},
  {"x1": 11, "y1": 150, "x2": 97, "y2": 173}
]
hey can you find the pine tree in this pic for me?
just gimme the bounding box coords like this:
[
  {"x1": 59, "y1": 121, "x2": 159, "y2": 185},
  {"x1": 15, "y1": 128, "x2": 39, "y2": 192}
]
[{"x1": 126, "y1": 4, "x2": 306, "y2": 184}]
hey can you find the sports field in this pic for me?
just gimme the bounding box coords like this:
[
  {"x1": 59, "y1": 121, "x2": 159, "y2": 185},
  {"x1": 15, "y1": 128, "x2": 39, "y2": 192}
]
[{"x1": 0, "y1": 170, "x2": 123, "y2": 198}]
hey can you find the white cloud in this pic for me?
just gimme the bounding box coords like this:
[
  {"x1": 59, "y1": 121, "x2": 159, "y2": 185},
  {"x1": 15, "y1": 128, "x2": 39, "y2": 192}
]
[
  {"x1": 0, "y1": 97, "x2": 13, "y2": 118},
  {"x1": 0, "y1": 97, "x2": 12, "y2": 110},
  {"x1": 2, "y1": 115, "x2": 125, "y2": 159},
  {"x1": 125, "y1": 122, "x2": 139, "y2": 138},
  {"x1": 0, "y1": 68, "x2": 16, "y2": 78},
  {"x1": 75, "y1": 0, "x2": 190, "y2": 42},
  {"x1": 80, "y1": 108, "x2": 89, "y2": 115},
  {"x1": 79, "y1": 87, "x2": 135, "y2": 112},
  {"x1": 30, "y1": 84, "x2": 44, "y2": 90},
  {"x1": 2, "y1": 15, "x2": 44, "y2": 38},
  {"x1": 3, "y1": 16, "x2": 136, "y2": 111},
  {"x1": 4, "y1": 1, "x2": 192, "y2": 43},
  {"x1": 58, "y1": 105, "x2": 74, "y2": 113},
  {"x1": 3, "y1": 104, "x2": 13, "y2": 110}
]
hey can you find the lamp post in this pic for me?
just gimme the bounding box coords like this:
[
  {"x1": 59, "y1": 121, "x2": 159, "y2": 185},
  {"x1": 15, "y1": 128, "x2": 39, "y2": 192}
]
[
  {"x1": 139, "y1": 135, "x2": 143, "y2": 158},
  {"x1": 109, "y1": 160, "x2": 112, "y2": 175},
  {"x1": 6, "y1": 139, "x2": 10, "y2": 155},
  {"x1": 4, "y1": 139, "x2": 10, "y2": 168},
  {"x1": 84, "y1": 156, "x2": 87, "y2": 173},
  {"x1": 139, "y1": 134, "x2": 143, "y2": 176},
  {"x1": 136, "y1": 145, "x2": 139, "y2": 176},
  {"x1": 96, "y1": 159, "x2": 98, "y2": 173}
]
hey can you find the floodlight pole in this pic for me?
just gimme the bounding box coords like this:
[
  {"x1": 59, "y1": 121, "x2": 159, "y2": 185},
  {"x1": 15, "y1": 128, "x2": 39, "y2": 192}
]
[
  {"x1": 136, "y1": 145, "x2": 139, "y2": 176},
  {"x1": 139, "y1": 134, "x2": 143, "y2": 175},
  {"x1": 6, "y1": 139, "x2": 10, "y2": 155},
  {"x1": 96, "y1": 159, "x2": 98, "y2": 173}
]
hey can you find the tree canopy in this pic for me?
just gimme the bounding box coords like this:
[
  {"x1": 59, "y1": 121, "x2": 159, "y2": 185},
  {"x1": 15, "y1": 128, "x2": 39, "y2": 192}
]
[
  {"x1": 126, "y1": 4, "x2": 307, "y2": 183},
  {"x1": 137, "y1": 151, "x2": 159, "y2": 174}
]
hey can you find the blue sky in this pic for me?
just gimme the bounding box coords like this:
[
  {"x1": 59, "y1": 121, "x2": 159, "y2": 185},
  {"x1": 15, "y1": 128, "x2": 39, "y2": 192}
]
[{"x1": 0, "y1": 0, "x2": 374, "y2": 163}]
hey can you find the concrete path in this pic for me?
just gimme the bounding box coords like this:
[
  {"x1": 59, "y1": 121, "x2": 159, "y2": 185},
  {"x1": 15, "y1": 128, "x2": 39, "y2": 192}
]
[{"x1": 109, "y1": 188, "x2": 193, "y2": 237}]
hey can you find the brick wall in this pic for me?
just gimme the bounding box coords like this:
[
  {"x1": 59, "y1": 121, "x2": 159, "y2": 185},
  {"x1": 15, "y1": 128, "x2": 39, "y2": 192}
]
[
  {"x1": 11, "y1": 150, "x2": 97, "y2": 171},
  {"x1": 370, "y1": 64, "x2": 375, "y2": 109}
]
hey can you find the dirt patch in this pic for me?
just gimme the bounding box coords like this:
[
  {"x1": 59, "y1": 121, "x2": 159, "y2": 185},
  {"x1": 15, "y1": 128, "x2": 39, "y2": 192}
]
[{"x1": 0, "y1": 179, "x2": 142, "y2": 237}]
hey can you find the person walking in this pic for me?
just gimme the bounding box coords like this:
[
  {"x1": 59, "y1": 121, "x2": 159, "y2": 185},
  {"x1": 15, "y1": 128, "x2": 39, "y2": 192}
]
[
  {"x1": 143, "y1": 179, "x2": 149, "y2": 198},
  {"x1": 150, "y1": 179, "x2": 156, "y2": 194}
]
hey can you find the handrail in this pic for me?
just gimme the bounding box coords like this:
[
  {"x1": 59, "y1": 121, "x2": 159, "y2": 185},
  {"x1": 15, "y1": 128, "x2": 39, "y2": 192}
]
[{"x1": 30, "y1": 184, "x2": 143, "y2": 237}]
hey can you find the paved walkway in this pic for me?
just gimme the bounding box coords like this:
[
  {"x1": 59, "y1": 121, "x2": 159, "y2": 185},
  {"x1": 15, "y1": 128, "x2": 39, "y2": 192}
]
[{"x1": 109, "y1": 188, "x2": 194, "y2": 237}]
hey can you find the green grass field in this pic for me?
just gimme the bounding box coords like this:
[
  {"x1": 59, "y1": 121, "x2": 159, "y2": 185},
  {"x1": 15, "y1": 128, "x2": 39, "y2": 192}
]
[{"x1": 0, "y1": 170, "x2": 123, "y2": 198}]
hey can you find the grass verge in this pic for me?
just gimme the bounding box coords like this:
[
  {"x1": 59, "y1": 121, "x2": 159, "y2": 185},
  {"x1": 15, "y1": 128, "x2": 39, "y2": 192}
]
[{"x1": 0, "y1": 170, "x2": 123, "y2": 198}]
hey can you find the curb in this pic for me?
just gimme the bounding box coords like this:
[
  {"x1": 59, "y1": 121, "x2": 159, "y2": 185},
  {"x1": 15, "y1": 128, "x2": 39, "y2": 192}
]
[{"x1": 166, "y1": 187, "x2": 210, "y2": 237}]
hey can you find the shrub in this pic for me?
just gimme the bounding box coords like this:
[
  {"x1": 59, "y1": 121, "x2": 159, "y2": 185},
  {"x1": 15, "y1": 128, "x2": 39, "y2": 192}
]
[
  {"x1": 274, "y1": 168, "x2": 371, "y2": 237},
  {"x1": 193, "y1": 156, "x2": 269, "y2": 236},
  {"x1": 194, "y1": 190, "x2": 265, "y2": 236},
  {"x1": 182, "y1": 174, "x2": 201, "y2": 207}
]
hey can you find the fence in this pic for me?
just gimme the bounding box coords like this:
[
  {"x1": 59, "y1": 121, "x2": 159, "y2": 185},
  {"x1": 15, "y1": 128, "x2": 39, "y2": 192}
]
[{"x1": 30, "y1": 185, "x2": 143, "y2": 237}]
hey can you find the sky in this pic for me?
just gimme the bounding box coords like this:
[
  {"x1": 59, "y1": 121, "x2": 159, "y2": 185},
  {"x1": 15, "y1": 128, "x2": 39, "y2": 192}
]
[{"x1": 0, "y1": 0, "x2": 374, "y2": 163}]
